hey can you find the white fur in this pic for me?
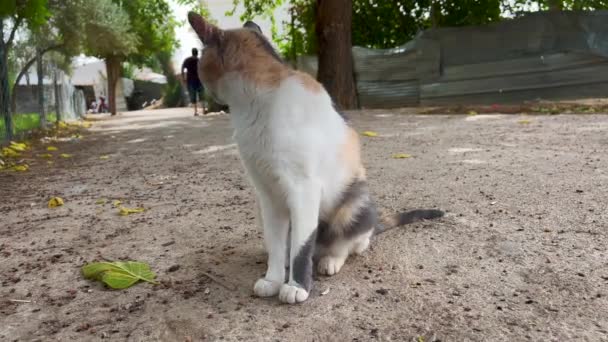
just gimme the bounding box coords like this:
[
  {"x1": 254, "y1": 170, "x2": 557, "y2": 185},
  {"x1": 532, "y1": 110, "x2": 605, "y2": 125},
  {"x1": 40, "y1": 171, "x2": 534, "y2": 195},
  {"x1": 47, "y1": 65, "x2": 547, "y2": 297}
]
[
  {"x1": 218, "y1": 72, "x2": 352, "y2": 303},
  {"x1": 316, "y1": 230, "x2": 372, "y2": 276}
]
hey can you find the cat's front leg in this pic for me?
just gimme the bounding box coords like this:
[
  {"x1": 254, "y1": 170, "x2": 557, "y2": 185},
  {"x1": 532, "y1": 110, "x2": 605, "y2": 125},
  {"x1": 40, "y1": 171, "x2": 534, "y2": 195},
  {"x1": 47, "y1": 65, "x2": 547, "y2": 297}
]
[
  {"x1": 278, "y1": 182, "x2": 320, "y2": 304},
  {"x1": 253, "y1": 190, "x2": 290, "y2": 298}
]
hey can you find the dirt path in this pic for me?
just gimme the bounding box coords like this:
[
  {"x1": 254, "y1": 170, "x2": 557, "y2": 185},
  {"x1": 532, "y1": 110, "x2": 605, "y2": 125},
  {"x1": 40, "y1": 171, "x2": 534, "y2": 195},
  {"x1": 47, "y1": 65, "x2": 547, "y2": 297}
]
[{"x1": 1, "y1": 108, "x2": 607, "y2": 341}]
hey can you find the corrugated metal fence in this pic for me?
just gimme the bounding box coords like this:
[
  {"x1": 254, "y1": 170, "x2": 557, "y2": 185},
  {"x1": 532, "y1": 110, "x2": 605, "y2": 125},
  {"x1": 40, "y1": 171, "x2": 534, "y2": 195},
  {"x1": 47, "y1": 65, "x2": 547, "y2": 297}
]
[{"x1": 297, "y1": 11, "x2": 608, "y2": 108}]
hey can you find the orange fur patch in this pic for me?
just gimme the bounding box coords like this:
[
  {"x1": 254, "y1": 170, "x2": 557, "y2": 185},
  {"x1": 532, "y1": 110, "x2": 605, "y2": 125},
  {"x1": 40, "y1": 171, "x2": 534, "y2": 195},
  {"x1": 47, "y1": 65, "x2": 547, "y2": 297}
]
[
  {"x1": 198, "y1": 29, "x2": 291, "y2": 89},
  {"x1": 329, "y1": 127, "x2": 368, "y2": 230},
  {"x1": 294, "y1": 71, "x2": 322, "y2": 93},
  {"x1": 340, "y1": 127, "x2": 366, "y2": 181},
  {"x1": 332, "y1": 195, "x2": 366, "y2": 228},
  {"x1": 379, "y1": 209, "x2": 398, "y2": 228}
]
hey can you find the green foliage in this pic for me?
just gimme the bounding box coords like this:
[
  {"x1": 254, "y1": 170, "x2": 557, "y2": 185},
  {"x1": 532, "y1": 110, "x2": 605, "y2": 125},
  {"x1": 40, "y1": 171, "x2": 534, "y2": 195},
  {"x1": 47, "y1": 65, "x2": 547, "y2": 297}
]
[
  {"x1": 507, "y1": 0, "x2": 608, "y2": 14},
  {"x1": 434, "y1": 0, "x2": 502, "y2": 27},
  {"x1": 232, "y1": 0, "x2": 608, "y2": 58},
  {"x1": 82, "y1": 261, "x2": 158, "y2": 289},
  {"x1": 227, "y1": 0, "x2": 285, "y2": 44},
  {"x1": 178, "y1": 0, "x2": 217, "y2": 25},
  {"x1": 0, "y1": 0, "x2": 49, "y2": 29},
  {"x1": 352, "y1": 0, "x2": 429, "y2": 50},
  {"x1": 157, "y1": 50, "x2": 183, "y2": 108},
  {"x1": 115, "y1": 0, "x2": 179, "y2": 67},
  {"x1": 279, "y1": 0, "x2": 316, "y2": 57},
  {"x1": 83, "y1": 0, "x2": 138, "y2": 59},
  {"x1": 0, "y1": 112, "x2": 57, "y2": 140},
  {"x1": 121, "y1": 62, "x2": 137, "y2": 79}
]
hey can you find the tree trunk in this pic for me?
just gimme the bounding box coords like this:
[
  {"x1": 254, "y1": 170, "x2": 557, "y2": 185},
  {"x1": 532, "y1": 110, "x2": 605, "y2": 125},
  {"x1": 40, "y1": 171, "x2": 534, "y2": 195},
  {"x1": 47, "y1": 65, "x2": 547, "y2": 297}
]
[
  {"x1": 0, "y1": 18, "x2": 14, "y2": 141},
  {"x1": 11, "y1": 44, "x2": 63, "y2": 115},
  {"x1": 315, "y1": 0, "x2": 358, "y2": 110},
  {"x1": 36, "y1": 47, "x2": 46, "y2": 128},
  {"x1": 431, "y1": 1, "x2": 440, "y2": 28},
  {"x1": 53, "y1": 68, "x2": 62, "y2": 124},
  {"x1": 105, "y1": 56, "x2": 121, "y2": 115},
  {"x1": 548, "y1": 0, "x2": 563, "y2": 11}
]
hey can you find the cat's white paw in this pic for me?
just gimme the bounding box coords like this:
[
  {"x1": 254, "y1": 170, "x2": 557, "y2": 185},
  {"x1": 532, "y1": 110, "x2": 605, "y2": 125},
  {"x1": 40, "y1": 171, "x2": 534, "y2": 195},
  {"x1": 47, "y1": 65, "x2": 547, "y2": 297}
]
[
  {"x1": 278, "y1": 283, "x2": 309, "y2": 304},
  {"x1": 353, "y1": 237, "x2": 370, "y2": 255},
  {"x1": 317, "y1": 255, "x2": 346, "y2": 276},
  {"x1": 253, "y1": 278, "x2": 282, "y2": 297}
]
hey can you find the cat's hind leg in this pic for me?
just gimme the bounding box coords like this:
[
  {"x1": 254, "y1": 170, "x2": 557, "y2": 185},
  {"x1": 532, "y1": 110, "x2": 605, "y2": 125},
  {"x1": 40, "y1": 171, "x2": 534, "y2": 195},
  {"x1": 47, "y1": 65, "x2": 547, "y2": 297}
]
[
  {"x1": 316, "y1": 181, "x2": 377, "y2": 276},
  {"x1": 317, "y1": 229, "x2": 373, "y2": 275}
]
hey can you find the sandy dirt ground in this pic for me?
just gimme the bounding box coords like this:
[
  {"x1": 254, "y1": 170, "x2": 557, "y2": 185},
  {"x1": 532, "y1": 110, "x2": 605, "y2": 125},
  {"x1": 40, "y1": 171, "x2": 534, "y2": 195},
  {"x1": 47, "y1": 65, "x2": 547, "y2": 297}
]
[{"x1": 1, "y1": 108, "x2": 607, "y2": 342}]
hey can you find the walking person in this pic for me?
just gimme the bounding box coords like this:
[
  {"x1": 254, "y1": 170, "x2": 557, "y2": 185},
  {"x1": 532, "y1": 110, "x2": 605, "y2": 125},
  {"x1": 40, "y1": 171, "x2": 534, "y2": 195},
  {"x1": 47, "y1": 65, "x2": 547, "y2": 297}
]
[{"x1": 181, "y1": 48, "x2": 206, "y2": 116}]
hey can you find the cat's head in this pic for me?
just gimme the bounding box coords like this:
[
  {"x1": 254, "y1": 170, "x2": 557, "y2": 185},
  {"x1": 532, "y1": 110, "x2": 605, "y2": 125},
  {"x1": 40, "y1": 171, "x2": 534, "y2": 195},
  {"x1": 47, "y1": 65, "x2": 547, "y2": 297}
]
[{"x1": 188, "y1": 12, "x2": 287, "y2": 106}]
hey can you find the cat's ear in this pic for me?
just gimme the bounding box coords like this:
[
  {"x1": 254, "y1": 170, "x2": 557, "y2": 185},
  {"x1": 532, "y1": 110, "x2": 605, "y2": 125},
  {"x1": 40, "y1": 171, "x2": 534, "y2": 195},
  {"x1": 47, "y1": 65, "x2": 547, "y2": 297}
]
[
  {"x1": 243, "y1": 21, "x2": 262, "y2": 34},
  {"x1": 188, "y1": 12, "x2": 222, "y2": 46}
]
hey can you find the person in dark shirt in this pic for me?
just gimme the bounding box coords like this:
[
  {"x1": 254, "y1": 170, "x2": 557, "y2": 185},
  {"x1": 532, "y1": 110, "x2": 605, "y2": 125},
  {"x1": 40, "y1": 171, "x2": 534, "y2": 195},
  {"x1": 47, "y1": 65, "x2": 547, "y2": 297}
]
[{"x1": 181, "y1": 48, "x2": 205, "y2": 116}]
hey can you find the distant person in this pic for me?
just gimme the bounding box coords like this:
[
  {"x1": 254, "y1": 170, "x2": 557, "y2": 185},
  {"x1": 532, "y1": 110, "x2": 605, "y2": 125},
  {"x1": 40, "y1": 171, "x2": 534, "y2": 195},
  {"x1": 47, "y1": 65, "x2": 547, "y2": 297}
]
[
  {"x1": 181, "y1": 48, "x2": 205, "y2": 116},
  {"x1": 98, "y1": 95, "x2": 107, "y2": 113}
]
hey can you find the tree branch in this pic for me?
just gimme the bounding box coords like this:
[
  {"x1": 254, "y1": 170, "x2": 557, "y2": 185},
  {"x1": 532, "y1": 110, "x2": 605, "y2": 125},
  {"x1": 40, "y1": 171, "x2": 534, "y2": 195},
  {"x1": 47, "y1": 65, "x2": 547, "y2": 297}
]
[
  {"x1": 10, "y1": 44, "x2": 64, "y2": 114},
  {"x1": 7, "y1": 15, "x2": 23, "y2": 48}
]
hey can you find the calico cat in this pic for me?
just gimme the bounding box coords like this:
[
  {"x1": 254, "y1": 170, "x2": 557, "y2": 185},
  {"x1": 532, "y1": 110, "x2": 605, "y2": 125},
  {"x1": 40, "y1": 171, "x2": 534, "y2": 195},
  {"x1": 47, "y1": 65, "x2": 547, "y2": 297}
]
[{"x1": 188, "y1": 12, "x2": 444, "y2": 304}]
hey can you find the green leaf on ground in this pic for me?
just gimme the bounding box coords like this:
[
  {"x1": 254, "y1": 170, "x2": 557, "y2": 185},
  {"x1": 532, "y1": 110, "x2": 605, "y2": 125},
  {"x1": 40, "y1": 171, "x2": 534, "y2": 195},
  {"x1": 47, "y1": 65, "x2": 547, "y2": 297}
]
[{"x1": 82, "y1": 261, "x2": 158, "y2": 289}]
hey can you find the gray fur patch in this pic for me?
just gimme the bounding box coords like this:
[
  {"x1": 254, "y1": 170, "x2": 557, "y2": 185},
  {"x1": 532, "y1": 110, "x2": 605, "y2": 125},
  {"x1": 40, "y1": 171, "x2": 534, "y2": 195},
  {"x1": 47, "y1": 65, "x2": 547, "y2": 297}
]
[
  {"x1": 374, "y1": 209, "x2": 444, "y2": 235},
  {"x1": 317, "y1": 180, "x2": 377, "y2": 246},
  {"x1": 292, "y1": 229, "x2": 317, "y2": 291},
  {"x1": 250, "y1": 30, "x2": 284, "y2": 64}
]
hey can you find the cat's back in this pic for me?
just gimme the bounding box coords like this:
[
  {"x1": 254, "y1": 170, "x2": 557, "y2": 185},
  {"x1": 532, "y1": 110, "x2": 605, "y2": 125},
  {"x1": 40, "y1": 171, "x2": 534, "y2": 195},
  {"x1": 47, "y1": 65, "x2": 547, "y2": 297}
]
[{"x1": 272, "y1": 71, "x2": 342, "y2": 125}]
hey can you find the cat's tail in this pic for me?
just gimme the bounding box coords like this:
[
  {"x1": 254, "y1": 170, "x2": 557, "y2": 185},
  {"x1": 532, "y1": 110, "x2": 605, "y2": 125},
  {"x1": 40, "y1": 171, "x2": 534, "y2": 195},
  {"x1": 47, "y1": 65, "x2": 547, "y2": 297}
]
[{"x1": 375, "y1": 209, "x2": 444, "y2": 235}]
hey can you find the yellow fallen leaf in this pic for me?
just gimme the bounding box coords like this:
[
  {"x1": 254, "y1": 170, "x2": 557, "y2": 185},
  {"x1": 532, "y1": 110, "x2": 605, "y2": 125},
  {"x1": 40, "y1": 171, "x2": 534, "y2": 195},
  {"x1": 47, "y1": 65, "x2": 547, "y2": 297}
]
[
  {"x1": 13, "y1": 164, "x2": 29, "y2": 172},
  {"x1": 60, "y1": 153, "x2": 72, "y2": 158},
  {"x1": 47, "y1": 146, "x2": 58, "y2": 151},
  {"x1": 82, "y1": 121, "x2": 92, "y2": 128},
  {"x1": 119, "y1": 207, "x2": 145, "y2": 216},
  {"x1": 2, "y1": 147, "x2": 20, "y2": 158},
  {"x1": 48, "y1": 197, "x2": 64, "y2": 208},
  {"x1": 99, "y1": 155, "x2": 110, "y2": 160},
  {"x1": 518, "y1": 119, "x2": 531, "y2": 124},
  {"x1": 38, "y1": 153, "x2": 53, "y2": 159},
  {"x1": 112, "y1": 200, "x2": 122, "y2": 207},
  {"x1": 58, "y1": 121, "x2": 68, "y2": 129},
  {"x1": 467, "y1": 110, "x2": 478, "y2": 116},
  {"x1": 9, "y1": 141, "x2": 28, "y2": 151},
  {"x1": 47, "y1": 161, "x2": 54, "y2": 165},
  {"x1": 96, "y1": 198, "x2": 108, "y2": 205},
  {"x1": 361, "y1": 131, "x2": 378, "y2": 137},
  {"x1": 392, "y1": 153, "x2": 412, "y2": 159}
]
